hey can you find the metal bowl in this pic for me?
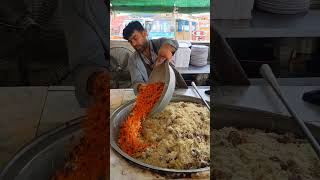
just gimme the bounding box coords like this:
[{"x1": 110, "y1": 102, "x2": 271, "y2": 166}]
[
  {"x1": 110, "y1": 95, "x2": 210, "y2": 174},
  {"x1": 148, "y1": 61, "x2": 176, "y2": 116}
]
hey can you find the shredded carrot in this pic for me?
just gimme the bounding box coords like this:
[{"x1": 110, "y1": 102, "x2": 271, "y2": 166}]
[
  {"x1": 118, "y1": 82, "x2": 164, "y2": 156},
  {"x1": 52, "y1": 72, "x2": 110, "y2": 180},
  {"x1": 52, "y1": 76, "x2": 164, "y2": 179}
]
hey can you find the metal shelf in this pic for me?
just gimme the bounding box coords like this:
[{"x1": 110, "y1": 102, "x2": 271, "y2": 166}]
[
  {"x1": 213, "y1": 10, "x2": 320, "y2": 38},
  {"x1": 176, "y1": 64, "x2": 210, "y2": 74}
]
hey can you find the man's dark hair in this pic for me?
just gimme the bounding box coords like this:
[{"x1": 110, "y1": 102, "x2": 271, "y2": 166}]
[{"x1": 122, "y1": 21, "x2": 145, "y2": 40}]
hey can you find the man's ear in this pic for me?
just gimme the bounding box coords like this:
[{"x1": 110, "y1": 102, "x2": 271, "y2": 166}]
[{"x1": 142, "y1": 30, "x2": 148, "y2": 38}]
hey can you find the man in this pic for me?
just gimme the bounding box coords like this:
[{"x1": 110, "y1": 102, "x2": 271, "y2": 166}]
[
  {"x1": 123, "y1": 21, "x2": 187, "y2": 94},
  {"x1": 59, "y1": 1, "x2": 246, "y2": 107}
]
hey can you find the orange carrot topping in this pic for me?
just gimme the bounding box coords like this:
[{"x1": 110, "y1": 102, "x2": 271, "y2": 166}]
[
  {"x1": 52, "y1": 72, "x2": 110, "y2": 180},
  {"x1": 118, "y1": 82, "x2": 164, "y2": 156}
]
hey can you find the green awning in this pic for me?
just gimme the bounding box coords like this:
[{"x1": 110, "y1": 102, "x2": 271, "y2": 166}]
[{"x1": 111, "y1": 0, "x2": 210, "y2": 13}]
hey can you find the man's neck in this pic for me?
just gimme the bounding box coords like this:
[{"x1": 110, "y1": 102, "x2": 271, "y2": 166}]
[{"x1": 142, "y1": 42, "x2": 151, "y2": 61}]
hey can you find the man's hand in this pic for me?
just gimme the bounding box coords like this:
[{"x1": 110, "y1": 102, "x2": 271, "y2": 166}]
[{"x1": 155, "y1": 43, "x2": 176, "y2": 67}]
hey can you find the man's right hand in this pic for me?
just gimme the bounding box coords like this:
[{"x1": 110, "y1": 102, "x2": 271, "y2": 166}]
[{"x1": 155, "y1": 43, "x2": 175, "y2": 67}]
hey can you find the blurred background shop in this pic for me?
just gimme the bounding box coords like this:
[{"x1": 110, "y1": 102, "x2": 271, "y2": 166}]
[{"x1": 109, "y1": 0, "x2": 210, "y2": 88}]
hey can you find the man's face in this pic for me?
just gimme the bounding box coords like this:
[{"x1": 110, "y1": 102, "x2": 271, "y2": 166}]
[{"x1": 128, "y1": 30, "x2": 148, "y2": 53}]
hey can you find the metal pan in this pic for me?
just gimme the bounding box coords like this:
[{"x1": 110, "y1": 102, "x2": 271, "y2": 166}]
[
  {"x1": 148, "y1": 61, "x2": 176, "y2": 116},
  {"x1": 110, "y1": 95, "x2": 211, "y2": 174}
]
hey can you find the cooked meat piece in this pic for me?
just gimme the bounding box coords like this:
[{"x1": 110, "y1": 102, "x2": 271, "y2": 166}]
[
  {"x1": 227, "y1": 130, "x2": 242, "y2": 146},
  {"x1": 276, "y1": 133, "x2": 296, "y2": 144},
  {"x1": 269, "y1": 156, "x2": 281, "y2": 162},
  {"x1": 191, "y1": 148, "x2": 200, "y2": 157},
  {"x1": 287, "y1": 159, "x2": 301, "y2": 174}
]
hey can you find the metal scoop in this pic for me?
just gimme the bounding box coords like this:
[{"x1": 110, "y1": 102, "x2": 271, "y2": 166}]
[
  {"x1": 260, "y1": 64, "x2": 320, "y2": 158},
  {"x1": 148, "y1": 61, "x2": 176, "y2": 116},
  {"x1": 191, "y1": 81, "x2": 210, "y2": 110}
]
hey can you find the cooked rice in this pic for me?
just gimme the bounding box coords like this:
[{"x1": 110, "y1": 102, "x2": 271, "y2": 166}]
[
  {"x1": 212, "y1": 127, "x2": 320, "y2": 180},
  {"x1": 136, "y1": 101, "x2": 210, "y2": 169}
]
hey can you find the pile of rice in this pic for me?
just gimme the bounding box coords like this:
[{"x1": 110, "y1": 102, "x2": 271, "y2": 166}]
[
  {"x1": 212, "y1": 127, "x2": 320, "y2": 180},
  {"x1": 136, "y1": 101, "x2": 210, "y2": 169}
]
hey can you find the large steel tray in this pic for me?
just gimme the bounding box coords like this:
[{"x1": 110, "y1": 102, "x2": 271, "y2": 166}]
[{"x1": 110, "y1": 95, "x2": 211, "y2": 174}]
